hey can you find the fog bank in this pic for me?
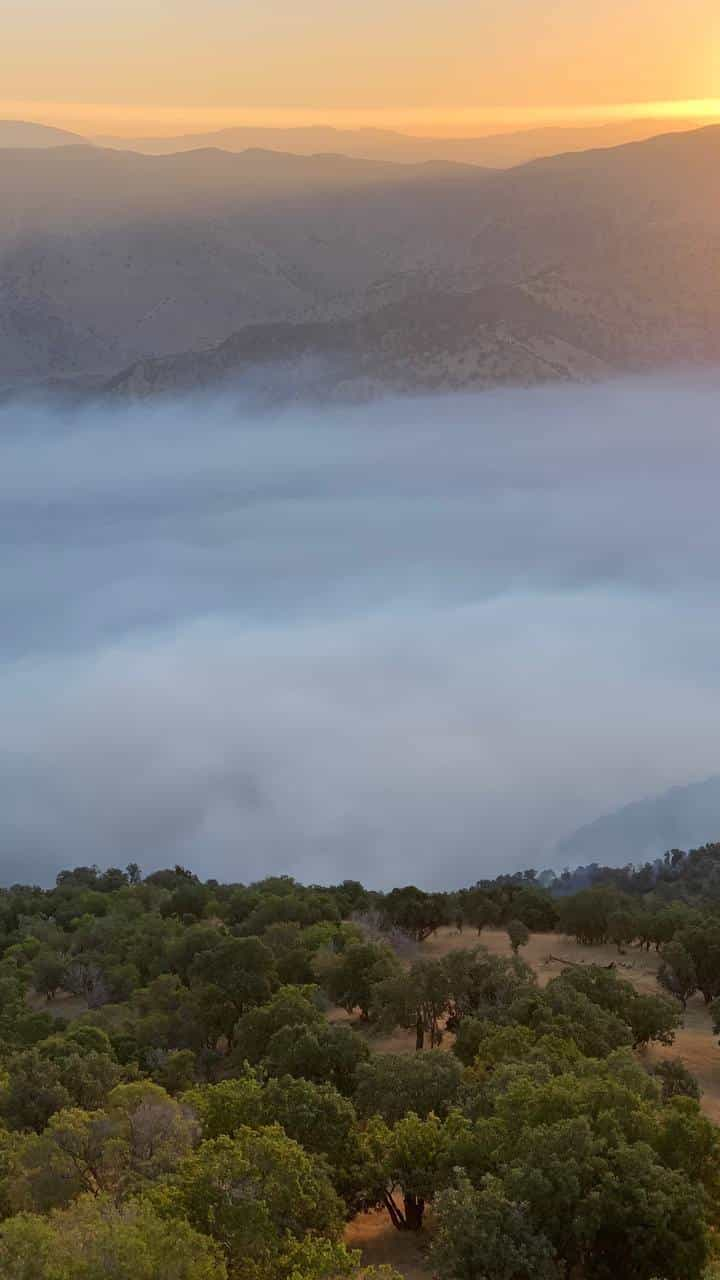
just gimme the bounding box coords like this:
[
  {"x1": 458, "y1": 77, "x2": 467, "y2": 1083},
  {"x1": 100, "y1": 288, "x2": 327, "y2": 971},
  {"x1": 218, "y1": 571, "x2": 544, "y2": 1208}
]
[{"x1": 2, "y1": 378, "x2": 720, "y2": 887}]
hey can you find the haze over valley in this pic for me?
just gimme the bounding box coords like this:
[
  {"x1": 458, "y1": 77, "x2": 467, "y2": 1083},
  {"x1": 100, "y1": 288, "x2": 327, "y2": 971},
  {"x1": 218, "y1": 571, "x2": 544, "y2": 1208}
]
[{"x1": 3, "y1": 379, "x2": 720, "y2": 887}]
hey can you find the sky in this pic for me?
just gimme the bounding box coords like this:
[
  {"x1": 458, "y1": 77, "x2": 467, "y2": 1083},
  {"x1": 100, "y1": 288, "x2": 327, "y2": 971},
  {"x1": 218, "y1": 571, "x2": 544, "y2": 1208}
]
[
  {"x1": 2, "y1": 377, "x2": 720, "y2": 888},
  {"x1": 2, "y1": 0, "x2": 720, "y2": 135}
]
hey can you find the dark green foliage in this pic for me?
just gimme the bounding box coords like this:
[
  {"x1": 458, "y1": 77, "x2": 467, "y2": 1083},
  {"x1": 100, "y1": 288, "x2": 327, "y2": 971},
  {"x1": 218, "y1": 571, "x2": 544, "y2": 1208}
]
[
  {"x1": 557, "y1": 887, "x2": 619, "y2": 945},
  {"x1": 371, "y1": 947, "x2": 532, "y2": 1050},
  {"x1": 505, "y1": 887, "x2": 558, "y2": 933},
  {"x1": 263, "y1": 1021, "x2": 370, "y2": 1095},
  {"x1": 29, "y1": 950, "x2": 67, "y2": 1001},
  {"x1": 653, "y1": 1058, "x2": 702, "y2": 1103},
  {"x1": 674, "y1": 921, "x2": 720, "y2": 1004},
  {"x1": 2, "y1": 1032, "x2": 123, "y2": 1131},
  {"x1": 189, "y1": 936, "x2": 278, "y2": 1025},
  {"x1": 381, "y1": 886, "x2": 447, "y2": 942},
  {"x1": 432, "y1": 1173, "x2": 559, "y2": 1280},
  {"x1": 659, "y1": 940, "x2": 698, "y2": 1008},
  {"x1": 506, "y1": 919, "x2": 529, "y2": 954},
  {"x1": 231, "y1": 986, "x2": 324, "y2": 1065},
  {"x1": 549, "y1": 965, "x2": 681, "y2": 1049},
  {"x1": 355, "y1": 1052, "x2": 463, "y2": 1123},
  {"x1": 314, "y1": 940, "x2": 400, "y2": 1019}
]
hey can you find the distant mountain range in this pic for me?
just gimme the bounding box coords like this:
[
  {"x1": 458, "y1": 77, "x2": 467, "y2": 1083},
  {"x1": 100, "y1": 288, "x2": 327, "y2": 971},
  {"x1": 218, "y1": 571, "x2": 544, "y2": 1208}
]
[
  {"x1": 93, "y1": 118, "x2": 714, "y2": 167},
  {"x1": 3, "y1": 123, "x2": 720, "y2": 395},
  {"x1": 555, "y1": 777, "x2": 720, "y2": 868},
  {"x1": 2, "y1": 116, "x2": 715, "y2": 168}
]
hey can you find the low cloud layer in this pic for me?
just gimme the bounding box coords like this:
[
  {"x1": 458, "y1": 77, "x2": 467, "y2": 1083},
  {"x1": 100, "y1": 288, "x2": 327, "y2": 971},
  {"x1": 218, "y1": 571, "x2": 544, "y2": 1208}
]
[{"x1": 2, "y1": 377, "x2": 720, "y2": 887}]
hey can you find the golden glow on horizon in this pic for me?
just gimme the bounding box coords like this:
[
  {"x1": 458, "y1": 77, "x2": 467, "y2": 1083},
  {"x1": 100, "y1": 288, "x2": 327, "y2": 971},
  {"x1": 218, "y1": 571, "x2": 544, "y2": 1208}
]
[
  {"x1": 4, "y1": 0, "x2": 719, "y2": 137},
  {"x1": 4, "y1": 98, "x2": 720, "y2": 139}
]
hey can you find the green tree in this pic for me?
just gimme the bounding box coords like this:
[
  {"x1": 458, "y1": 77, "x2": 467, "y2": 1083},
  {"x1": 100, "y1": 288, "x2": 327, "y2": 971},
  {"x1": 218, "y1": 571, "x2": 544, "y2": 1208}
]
[
  {"x1": 12, "y1": 1086, "x2": 199, "y2": 1212},
  {"x1": 504, "y1": 1118, "x2": 708, "y2": 1280},
  {"x1": 675, "y1": 923, "x2": 720, "y2": 1005},
  {"x1": 381, "y1": 888, "x2": 447, "y2": 943},
  {"x1": 183, "y1": 1077, "x2": 264, "y2": 1139},
  {"x1": 462, "y1": 890, "x2": 499, "y2": 937},
  {"x1": 508, "y1": 983, "x2": 633, "y2": 1058},
  {"x1": 264, "y1": 1023, "x2": 370, "y2": 1096},
  {"x1": 653, "y1": 1059, "x2": 702, "y2": 1103},
  {"x1": 30, "y1": 950, "x2": 67, "y2": 1001},
  {"x1": 314, "y1": 942, "x2": 400, "y2": 1020},
  {"x1": 355, "y1": 1053, "x2": 463, "y2": 1124},
  {"x1": 1, "y1": 1028, "x2": 123, "y2": 1131},
  {"x1": 231, "y1": 987, "x2": 324, "y2": 1066},
  {"x1": 658, "y1": 941, "x2": 698, "y2": 1009},
  {"x1": 261, "y1": 1075, "x2": 359, "y2": 1169},
  {"x1": 432, "y1": 1173, "x2": 559, "y2": 1280},
  {"x1": 157, "y1": 1127, "x2": 345, "y2": 1279},
  {"x1": 506, "y1": 920, "x2": 530, "y2": 955},
  {"x1": 557, "y1": 889, "x2": 617, "y2": 945},
  {"x1": 607, "y1": 907, "x2": 639, "y2": 953},
  {"x1": 9, "y1": 1107, "x2": 120, "y2": 1211},
  {"x1": 362, "y1": 1112, "x2": 449, "y2": 1232},
  {"x1": 261, "y1": 1076, "x2": 365, "y2": 1208},
  {"x1": 371, "y1": 960, "x2": 452, "y2": 1051},
  {"x1": 190, "y1": 938, "x2": 278, "y2": 1043},
  {"x1": 0, "y1": 1193, "x2": 226, "y2": 1279},
  {"x1": 508, "y1": 887, "x2": 558, "y2": 933},
  {"x1": 550, "y1": 965, "x2": 681, "y2": 1049},
  {"x1": 441, "y1": 947, "x2": 535, "y2": 1029}
]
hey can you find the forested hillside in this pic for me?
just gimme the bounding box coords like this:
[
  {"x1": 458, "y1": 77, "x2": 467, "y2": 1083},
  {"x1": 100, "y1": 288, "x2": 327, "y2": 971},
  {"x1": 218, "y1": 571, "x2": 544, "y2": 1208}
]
[{"x1": 1, "y1": 855, "x2": 720, "y2": 1277}]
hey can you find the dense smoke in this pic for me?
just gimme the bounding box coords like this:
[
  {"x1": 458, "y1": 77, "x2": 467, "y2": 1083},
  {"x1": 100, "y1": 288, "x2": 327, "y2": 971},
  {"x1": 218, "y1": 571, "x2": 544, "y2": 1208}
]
[{"x1": 2, "y1": 376, "x2": 720, "y2": 886}]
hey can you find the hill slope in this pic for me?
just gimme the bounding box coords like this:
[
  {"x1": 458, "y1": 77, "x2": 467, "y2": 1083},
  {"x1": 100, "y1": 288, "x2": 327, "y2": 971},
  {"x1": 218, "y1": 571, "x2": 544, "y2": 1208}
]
[
  {"x1": 0, "y1": 120, "x2": 85, "y2": 148},
  {"x1": 555, "y1": 777, "x2": 720, "y2": 868}
]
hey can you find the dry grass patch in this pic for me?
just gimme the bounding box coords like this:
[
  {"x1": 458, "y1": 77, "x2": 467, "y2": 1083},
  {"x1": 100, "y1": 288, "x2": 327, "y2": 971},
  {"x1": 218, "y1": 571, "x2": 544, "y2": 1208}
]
[{"x1": 344, "y1": 1209, "x2": 434, "y2": 1280}]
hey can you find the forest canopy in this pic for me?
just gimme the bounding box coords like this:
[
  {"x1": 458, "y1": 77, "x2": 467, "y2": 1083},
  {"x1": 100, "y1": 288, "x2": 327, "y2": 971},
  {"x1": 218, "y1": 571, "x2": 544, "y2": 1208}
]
[{"x1": 0, "y1": 849, "x2": 718, "y2": 1278}]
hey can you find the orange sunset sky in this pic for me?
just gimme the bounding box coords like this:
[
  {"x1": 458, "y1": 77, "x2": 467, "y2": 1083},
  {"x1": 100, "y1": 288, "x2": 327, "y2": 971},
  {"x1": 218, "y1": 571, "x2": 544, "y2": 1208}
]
[{"x1": 3, "y1": 0, "x2": 720, "y2": 136}]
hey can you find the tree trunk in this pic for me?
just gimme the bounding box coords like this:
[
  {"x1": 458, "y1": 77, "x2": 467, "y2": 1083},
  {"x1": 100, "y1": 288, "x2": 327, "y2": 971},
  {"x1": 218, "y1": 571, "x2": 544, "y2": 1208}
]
[
  {"x1": 415, "y1": 1014, "x2": 424, "y2": 1051},
  {"x1": 383, "y1": 1192, "x2": 405, "y2": 1231},
  {"x1": 403, "y1": 1194, "x2": 425, "y2": 1231}
]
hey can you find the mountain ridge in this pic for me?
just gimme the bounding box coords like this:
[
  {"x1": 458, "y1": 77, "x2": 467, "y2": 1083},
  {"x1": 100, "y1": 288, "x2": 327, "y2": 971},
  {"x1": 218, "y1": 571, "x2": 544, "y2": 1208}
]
[
  {"x1": 4, "y1": 122, "x2": 720, "y2": 390},
  {"x1": 0, "y1": 119, "x2": 86, "y2": 148},
  {"x1": 555, "y1": 776, "x2": 720, "y2": 868},
  {"x1": 91, "y1": 116, "x2": 716, "y2": 167}
]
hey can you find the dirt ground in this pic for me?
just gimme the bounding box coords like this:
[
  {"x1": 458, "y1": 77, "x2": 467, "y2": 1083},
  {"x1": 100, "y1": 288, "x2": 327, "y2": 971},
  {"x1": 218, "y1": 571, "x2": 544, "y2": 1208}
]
[
  {"x1": 345, "y1": 1209, "x2": 435, "y2": 1279},
  {"x1": 29, "y1": 988, "x2": 90, "y2": 1021}
]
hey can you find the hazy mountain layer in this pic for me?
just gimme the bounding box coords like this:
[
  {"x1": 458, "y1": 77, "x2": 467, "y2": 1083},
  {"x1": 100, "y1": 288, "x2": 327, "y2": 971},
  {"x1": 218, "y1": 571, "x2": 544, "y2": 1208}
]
[
  {"x1": 3, "y1": 126, "x2": 720, "y2": 391},
  {"x1": 93, "y1": 117, "x2": 712, "y2": 167},
  {"x1": 0, "y1": 120, "x2": 85, "y2": 148},
  {"x1": 555, "y1": 777, "x2": 720, "y2": 868}
]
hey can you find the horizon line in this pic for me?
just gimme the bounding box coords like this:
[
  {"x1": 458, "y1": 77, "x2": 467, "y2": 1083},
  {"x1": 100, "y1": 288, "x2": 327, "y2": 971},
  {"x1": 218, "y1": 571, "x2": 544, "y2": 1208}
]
[{"x1": 3, "y1": 97, "x2": 720, "y2": 139}]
